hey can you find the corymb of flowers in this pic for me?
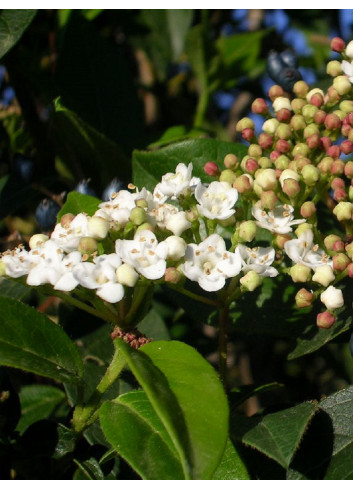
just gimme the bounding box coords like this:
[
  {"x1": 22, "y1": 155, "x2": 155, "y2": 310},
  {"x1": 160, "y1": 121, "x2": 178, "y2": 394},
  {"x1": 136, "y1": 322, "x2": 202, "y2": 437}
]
[{"x1": 3, "y1": 36, "x2": 353, "y2": 332}]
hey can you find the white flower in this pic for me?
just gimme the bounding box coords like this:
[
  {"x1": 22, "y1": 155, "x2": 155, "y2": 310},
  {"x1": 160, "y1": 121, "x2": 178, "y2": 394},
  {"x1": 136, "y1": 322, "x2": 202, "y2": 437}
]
[
  {"x1": 74, "y1": 254, "x2": 124, "y2": 303},
  {"x1": 312, "y1": 265, "x2": 335, "y2": 287},
  {"x1": 153, "y1": 163, "x2": 200, "y2": 203},
  {"x1": 195, "y1": 181, "x2": 238, "y2": 220},
  {"x1": 320, "y1": 286, "x2": 344, "y2": 310},
  {"x1": 98, "y1": 190, "x2": 137, "y2": 226},
  {"x1": 149, "y1": 203, "x2": 191, "y2": 236},
  {"x1": 116, "y1": 229, "x2": 167, "y2": 280},
  {"x1": 164, "y1": 236, "x2": 187, "y2": 261},
  {"x1": 341, "y1": 60, "x2": 353, "y2": 83},
  {"x1": 50, "y1": 213, "x2": 90, "y2": 252},
  {"x1": 0, "y1": 246, "x2": 31, "y2": 278},
  {"x1": 284, "y1": 229, "x2": 332, "y2": 270},
  {"x1": 272, "y1": 96, "x2": 292, "y2": 112},
  {"x1": 252, "y1": 203, "x2": 305, "y2": 234},
  {"x1": 181, "y1": 234, "x2": 242, "y2": 292},
  {"x1": 237, "y1": 244, "x2": 278, "y2": 277}
]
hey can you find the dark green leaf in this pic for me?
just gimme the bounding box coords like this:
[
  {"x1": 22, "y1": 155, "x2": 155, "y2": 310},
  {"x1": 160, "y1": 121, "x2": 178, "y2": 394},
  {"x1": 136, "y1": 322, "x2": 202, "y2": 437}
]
[
  {"x1": 212, "y1": 439, "x2": 250, "y2": 480},
  {"x1": 0, "y1": 368, "x2": 21, "y2": 436},
  {"x1": 216, "y1": 30, "x2": 267, "y2": 71},
  {"x1": 113, "y1": 339, "x2": 229, "y2": 479},
  {"x1": 0, "y1": 174, "x2": 38, "y2": 220},
  {"x1": 56, "y1": 190, "x2": 101, "y2": 222},
  {"x1": 132, "y1": 139, "x2": 247, "y2": 191},
  {"x1": 74, "y1": 457, "x2": 104, "y2": 480},
  {"x1": 230, "y1": 382, "x2": 284, "y2": 408},
  {"x1": 16, "y1": 385, "x2": 66, "y2": 434},
  {"x1": 100, "y1": 390, "x2": 184, "y2": 479},
  {"x1": 185, "y1": 25, "x2": 208, "y2": 93},
  {"x1": 288, "y1": 386, "x2": 353, "y2": 480},
  {"x1": 53, "y1": 99, "x2": 131, "y2": 187},
  {"x1": 0, "y1": 277, "x2": 31, "y2": 300},
  {"x1": 231, "y1": 402, "x2": 318, "y2": 469},
  {"x1": 0, "y1": 10, "x2": 36, "y2": 59},
  {"x1": 0, "y1": 297, "x2": 83, "y2": 383},
  {"x1": 137, "y1": 308, "x2": 170, "y2": 341},
  {"x1": 147, "y1": 125, "x2": 207, "y2": 149}
]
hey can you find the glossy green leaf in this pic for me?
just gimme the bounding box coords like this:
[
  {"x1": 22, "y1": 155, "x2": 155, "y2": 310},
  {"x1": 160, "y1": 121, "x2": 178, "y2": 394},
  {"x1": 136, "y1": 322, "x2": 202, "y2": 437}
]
[
  {"x1": 0, "y1": 10, "x2": 37, "y2": 59},
  {"x1": 216, "y1": 30, "x2": 267, "y2": 71},
  {"x1": 137, "y1": 308, "x2": 170, "y2": 341},
  {"x1": 100, "y1": 390, "x2": 184, "y2": 479},
  {"x1": 148, "y1": 125, "x2": 207, "y2": 149},
  {"x1": 288, "y1": 386, "x2": 353, "y2": 480},
  {"x1": 229, "y1": 382, "x2": 284, "y2": 408},
  {"x1": 231, "y1": 402, "x2": 318, "y2": 469},
  {"x1": 0, "y1": 297, "x2": 83, "y2": 383},
  {"x1": 212, "y1": 439, "x2": 250, "y2": 480},
  {"x1": 56, "y1": 190, "x2": 101, "y2": 222},
  {"x1": 113, "y1": 339, "x2": 229, "y2": 479},
  {"x1": 0, "y1": 277, "x2": 31, "y2": 300},
  {"x1": 16, "y1": 385, "x2": 66, "y2": 434},
  {"x1": 53, "y1": 98, "x2": 131, "y2": 187},
  {"x1": 132, "y1": 139, "x2": 247, "y2": 191},
  {"x1": 74, "y1": 458, "x2": 104, "y2": 480}
]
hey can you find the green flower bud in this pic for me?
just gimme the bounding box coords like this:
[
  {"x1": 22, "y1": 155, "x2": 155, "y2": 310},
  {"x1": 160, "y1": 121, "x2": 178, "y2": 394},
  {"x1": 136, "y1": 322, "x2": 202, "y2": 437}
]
[
  {"x1": 248, "y1": 144, "x2": 262, "y2": 158},
  {"x1": 290, "y1": 114, "x2": 306, "y2": 131},
  {"x1": 301, "y1": 164, "x2": 320, "y2": 185},
  {"x1": 116, "y1": 263, "x2": 139, "y2": 287},
  {"x1": 293, "y1": 81, "x2": 309, "y2": 98},
  {"x1": 224, "y1": 153, "x2": 238, "y2": 169},
  {"x1": 240, "y1": 270, "x2": 263, "y2": 291},
  {"x1": 292, "y1": 143, "x2": 309, "y2": 157},
  {"x1": 302, "y1": 104, "x2": 318, "y2": 123},
  {"x1": 236, "y1": 117, "x2": 255, "y2": 132},
  {"x1": 130, "y1": 207, "x2": 147, "y2": 226},
  {"x1": 220, "y1": 169, "x2": 237, "y2": 185},
  {"x1": 78, "y1": 237, "x2": 98, "y2": 255},
  {"x1": 88, "y1": 216, "x2": 110, "y2": 239},
  {"x1": 303, "y1": 123, "x2": 319, "y2": 138},
  {"x1": 327, "y1": 60, "x2": 343, "y2": 77},
  {"x1": 262, "y1": 118, "x2": 279, "y2": 134},
  {"x1": 274, "y1": 154, "x2": 290, "y2": 170},
  {"x1": 333, "y1": 201, "x2": 353, "y2": 221},
  {"x1": 258, "y1": 156, "x2": 272, "y2": 169},
  {"x1": 290, "y1": 263, "x2": 311, "y2": 283},
  {"x1": 238, "y1": 220, "x2": 257, "y2": 242},
  {"x1": 295, "y1": 288, "x2": 314, "y2": 308},
  {"x1": 333, "y1": 76, "x2": 352, "y2": 96},
  {"x1": 254, "y1": 168, "x2": 277, "y2": 191},
  {"x1": 29, "y1": 233, "x2": 49, "y2": 249},
  {"x1": 0, "y1": 260, "x2": 6, "y2": 277},
  {"x1": 312, "y1": 265, "x2": 335, "y2": 287},
  {"x1": 275, "y1": 123, "x2": 292, "y2": 140},
  {"x1": 295, "y1": 223, "x2": 312, "y2": 237},
  {"x1": 291, "y1": 98, "x2": 306, "y2": 113}
]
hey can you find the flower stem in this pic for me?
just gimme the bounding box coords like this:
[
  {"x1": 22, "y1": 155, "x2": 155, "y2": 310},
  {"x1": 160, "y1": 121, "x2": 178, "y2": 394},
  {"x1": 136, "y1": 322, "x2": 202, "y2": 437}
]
[
  {"x1": 167, "y1": 283, "x2": 218, "y2": 307},
  {"x1": 72, "y1": 345, "x2": 126, "y2": 433}
]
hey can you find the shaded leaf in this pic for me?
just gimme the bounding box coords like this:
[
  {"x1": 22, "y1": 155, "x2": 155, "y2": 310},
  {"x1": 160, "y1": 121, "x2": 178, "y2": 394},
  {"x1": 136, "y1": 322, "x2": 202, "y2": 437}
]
[
  {"x1": 0, "y1": 277, "x2": 31, "y2": 300},
  {"x1": 74, "y1": 457, "x2": 104, "y2": 480},
  {"x1": 0, "y1": 297, "x2": 83, "y2": 383},
  {"x1": 57, "y1": 190, "x2": 101, "y2": 222},
  {"x1": 132, "y1": 139, "x2": 247, "y2": 191},
  {"x1": 16, "y1": 385, "x2": 66, "y2": 434},
  {"x1": 100, "y1": 390, "x2": 184, "y2": 479},
  {"x1": 212, "y1": 439, "x2": 250, "y2": 480},
  {"x1": 230, "y1": 382, "x2": 284, "y2": 409},
  {"x1": 0, "y1": 10, "x2": 36, "y2": 59},
  {"x1": 231, "y1": 402, "x2": 318, "y2": 469}
]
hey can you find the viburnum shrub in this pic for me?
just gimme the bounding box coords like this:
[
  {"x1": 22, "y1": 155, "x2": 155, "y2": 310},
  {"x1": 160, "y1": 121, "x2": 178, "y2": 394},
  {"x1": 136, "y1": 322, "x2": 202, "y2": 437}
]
[{"x1": 4, "y1": 30, "x2": 353, "y2": 480}]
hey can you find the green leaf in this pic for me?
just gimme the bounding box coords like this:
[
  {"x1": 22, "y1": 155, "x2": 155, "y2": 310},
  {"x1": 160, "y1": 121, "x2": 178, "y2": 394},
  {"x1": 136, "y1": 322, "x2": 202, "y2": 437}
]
[
  {"x1": 216, "y1": 30, "x2": 267, "y2": 71},
  {"x1": 212, "y1": 439, "x2": 250, "y2": 480},
  {"x1": 0, "y1": 174, "x2": 38, "y2": 220},
  {"x1": 56, "y1": 190, "x2": 101, "y2": 222},
  {"x1": 231, "y1": 402, "x2": 318, "y2": 469},
  {"x1": 139, "y1": 10, "x2": 193, "y2": 80},
  {"x1": 110, "y1": 339, "x2": 229, "y2": 480},
  {"x1": 0, "y1": 10, "x2": 37, "y2": 59},
  {"x1": 185, "y1": 25, "x2": 208, "y2": 93},
  {"x1": 132, "y1": 139, "x2": 247, "y2": 191},
  {"x1": 100, "y1": 390, "x2": 184, "y2": 479},
  {"x1": 229, "y1": 382, "x2": 284, "y2": 408},
  {"x1": 0, "y1": 277, "x2": 31, "y2": 300},
  {"x1": 0, "y1": 297, "x2": 83, "y2": 383},
  {"x1": 288, "y1": 386, "x2": 353, "y2": 480},
  {"x1": 16, "y1": 385, "x2": 66, "y2": 434},
  {"x1": 74, "y1": 457, "x2": 104, "y2": 480},
  {"x1": 53, "y1": 99, "x2": 131, "y2": 187},
  {"x1": 147, "y1": 125, "x2": 207, "y2": 149},
  {"x1": 137, "y1": 308, "x2": 170, "y2": 341}
]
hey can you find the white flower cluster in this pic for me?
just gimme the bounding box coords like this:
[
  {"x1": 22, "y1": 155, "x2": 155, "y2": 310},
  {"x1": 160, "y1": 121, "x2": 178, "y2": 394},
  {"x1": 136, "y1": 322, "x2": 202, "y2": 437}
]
[{"x1": 2, "y1": 162, "x2": 331, "y2": 304}]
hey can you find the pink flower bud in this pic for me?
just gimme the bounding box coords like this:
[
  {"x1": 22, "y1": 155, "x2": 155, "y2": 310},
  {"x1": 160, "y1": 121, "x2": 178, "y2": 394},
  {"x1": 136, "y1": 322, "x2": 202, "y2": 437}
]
[
  {"x1": 276, "y1": 139, "x2": 291, "y2": 153},
  {"x1": 276, "y1": 108, "x2": 292, "y2": 122},
  {"x1": 331, "y1": 177, "x2": 345, "y2": 190},
  {"x1": 331, "y1": 158, "x2": 345, "y2": 175},
  {"x1": 282, "y1": 178, "x2": 301, "y2": 197},
  {"x1": 327, "y1": 86, "x2": 341, "y2": 103},
  {"x1": 326, "y1": 145, "x2": 341, "y2": 159},
  {"x1": 347, "y1": 262, "x2": 353, "y2": 278},
  {"x1": 204, "y1": 161, "x2": 220, "y2": 176},
  {"x1": 306, "y1": 134, "x2": 321, "y2": 149},
  {"x1": 242, "y1": 128, "x2": 255, "y2": 141},
  {"x1": 317, "y1": 311, "x2": 335, "y2": 329},
  {"x1": 300, "y1": 201, "x2": 316, "y2": 218},
  {"x1": 260, "y1": 190, "x2": 278, "y2": 210},
  {"x1": 320, "y1": 137, "x2": 332, "y2": 150},
  {"x1": 295, "y1": 288, "x2": 314, "y2": 308},
  {"x1": 333, "y1": 252, "x2": 350, "y2": 271},
  {"x1": 325, "y1": 113, "x2": 342, "y2": 131},
  {"x1": 341, "y1": 123, "x2": 352, "y2": 137},
  {"x1": 293, "y1": 81, "x2": 309, "y2": 98},
  {"x1": 258, "y1": 132, "x2": 273, "y2": 150},
  {"x1": 333, "y1": 240, "x2": 345, "y2": 252},
  {"x1": 314, "y1": 110, "x2": 327, "y2": 125},
  {"x1": 251, "y1": 98, "x2": 268, "y2": 114},
  {"x1": 333, "y1": 188, "x2": 347, "y2": 201},
  {"x1": 164, "y1": 267, "x2": 182, "y2": 284},
  {"x1": 340, "y1": 140, "x2": 353, "y2": 155},
  {"x1": 268, "y1": 85, "x2": 284, "y2": 101},
  {"x1": 331, "y1": 37, "x2": 345, "y2": 52},
  {"x1": 310, "y1": 93, "x2": 324, "y2": 107},
  {"x1": 245, "y1": 158, "x2": 259, "y2": 174},
  {"x1": 60, "y1": 213, "x2": 75, "y2": 228},
  {"x1": 324, "y1": 234, "x2": 343, "y2": 250},
  {"x1": 270, "y1": 150, "x2": 281, "y2": 162},
  {"x1": 233, "y1": 174, "x2": 253, "y2": 193}
]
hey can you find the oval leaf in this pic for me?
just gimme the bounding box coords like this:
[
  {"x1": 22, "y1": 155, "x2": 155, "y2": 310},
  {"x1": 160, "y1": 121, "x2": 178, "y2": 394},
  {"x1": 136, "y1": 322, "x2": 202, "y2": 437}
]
[
  {"x1": 0, "y1": 297, "x2": 83, "y2": 383},
  {"x1": 57, "y1": 190, "x2": 101, "y2": 222},
  {"x1": 0, "y1": 9, "x2": 37, "y2": 59},
  {"x1": 114, "y1": 339, "x2": 229, "y2": 479},
  {"x1": 100, "y1": 390, "x2": 185, "y2": 479}
]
